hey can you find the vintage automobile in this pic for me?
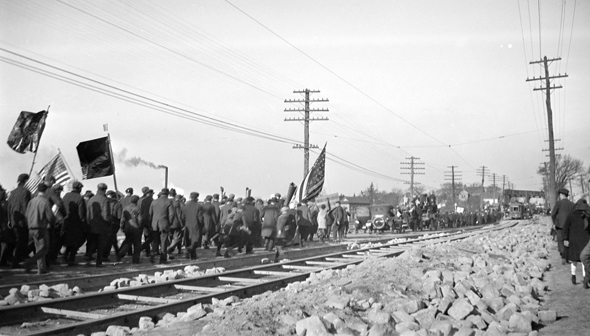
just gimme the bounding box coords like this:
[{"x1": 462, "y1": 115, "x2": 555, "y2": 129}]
[{"x1": 358, "y1": 204, "x2": 408, "y2": 234}]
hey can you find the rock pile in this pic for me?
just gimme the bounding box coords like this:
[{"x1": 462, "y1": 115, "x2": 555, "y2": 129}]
[
  {"x1": 179, "y1": 220, "x2": 556, "y2": 336},
  {"x1": 0, "y1": 284, "x2": 83, "y2": 306},
  {"x1": 99, "y1": 266, "x2": 226, "y2": 291}
]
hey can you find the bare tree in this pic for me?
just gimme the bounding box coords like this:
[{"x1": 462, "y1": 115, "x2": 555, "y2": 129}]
[{"x1": 537, "y1": 154, "x2": 584, "y2": 191}]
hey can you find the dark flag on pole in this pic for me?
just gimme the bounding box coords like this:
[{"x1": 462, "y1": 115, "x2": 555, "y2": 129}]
[
  {"x1": 295, "y1": 144, "x2": 327, "y2": 203},
  {"x1": 6, "y1": 110, "x2": 48, "y2": 154},
  {"x1": 76, "y1": 136, "x2": 114, "y2": 179}
]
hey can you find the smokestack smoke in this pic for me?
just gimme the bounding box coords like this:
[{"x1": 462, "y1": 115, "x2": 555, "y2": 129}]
[{"x1": 116, "y1": 148, "x2": 166, "y2": 170}]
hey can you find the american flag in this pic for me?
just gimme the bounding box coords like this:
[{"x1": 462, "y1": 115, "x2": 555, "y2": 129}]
[
  {"x1": 295, "y1": 144, "x2": 326, "y2": 203},
  {"x1": 25, "y1": 152, "x2": 73, "y2": 193}
]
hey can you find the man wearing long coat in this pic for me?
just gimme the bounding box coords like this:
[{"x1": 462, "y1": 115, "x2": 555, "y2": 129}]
[
  {"x1": 138, "y1": 188, "x2": 154, "y2": 256},
  {"x1": 241, "y1": 196, "x2": 260, "y2": 253},
  {"x1": 7, "y1": 173, "x2": 31, "y2": 267},
  {"x1": 183, "y1": 192, "x2": 202, "y2": 260},
  {"x1": 24, "y1": 184, "x2": 55, "y2": 274},
  {"x1": 201, "y1": 195, "x2": 218, "y2": 249},
  {"x1": 167, "y1": 189, "x2": 185, "y2": 255},
  {"x1": 61, "y1": 181, "x2": 87, "y2": 266},
  {"x1": 86, "y1": 183, "x2": 112, "y2": 267},
  {"x1": 552, "y1": 188, "x2": 575, "y2": 264},
  {"x1": 149, "y1": 188, "x2": 174, "y2": 264}
]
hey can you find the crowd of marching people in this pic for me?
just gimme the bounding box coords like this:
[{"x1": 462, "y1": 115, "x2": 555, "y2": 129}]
[{"x1": 0, "y1": 173, "x2": 353, "y2": 274}]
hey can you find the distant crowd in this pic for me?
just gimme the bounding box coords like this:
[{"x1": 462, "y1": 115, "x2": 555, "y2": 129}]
[{"x1": 0, "y1": 173, "x2": 352, "y2": 274}]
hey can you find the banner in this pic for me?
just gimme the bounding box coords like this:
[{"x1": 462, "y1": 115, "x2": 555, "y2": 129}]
[
  {"x1": 314, "y1": 193, "x2": 339, "y2": 206},
  {"x1": 25, "y1": 152, "x2": 73, "y2": 193},
  {"x1": 295, "y1": 144, "x2": 326, "y2": 203},
  {"x1": 76, "y1": 136, "x2": 114, "y2": 179},
  {"x1": 6, "y1": 110, "x2": 48, "y2": 154}
]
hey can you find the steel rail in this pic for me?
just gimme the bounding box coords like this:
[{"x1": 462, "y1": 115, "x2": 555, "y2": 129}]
[
  {"x1": 0, "y1": 222, "x2": 514, "y2": 335},
  {"x1": 0, "y1": 225, "x2": 486, "y2": 296}
]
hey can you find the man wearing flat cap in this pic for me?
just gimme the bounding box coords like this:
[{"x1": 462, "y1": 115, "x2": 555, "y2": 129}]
[
  {"x1": 86, "y1": 183, "x2": 112, "y2": 267},
  {"x1": 138, "y1": 188, "x2": 155, "y2": 257},
  {"x1": 183, "y1": 192, "x2": 203, "y2": 259},
  {"x1": 552, "y1": 188, "x2": 575, "y2": 264},
  {"x1": 212, "y1": 193, "x2": 221, "y2": 229},
  {"x1": 7, "y1": 173, "x2": 32, "y2": 267},
  {"x1": 61, "y1": 181, "x2": 87, "y2": 266},
  {"x1": 167, "y1": 188, "x2": 185, "y2": 256},
  {"x1": 149, "y1": 188, "x2": 174, "y2": 264},
  {"x1": 201, "y1": 195, "x2": 218, "y2": 249},
  {"x1": 23, "y1": 183, "x2": 55, "y2": 274}
]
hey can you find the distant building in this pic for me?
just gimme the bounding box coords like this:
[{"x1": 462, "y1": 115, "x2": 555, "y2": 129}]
[{"x1": 339, "y1": 196, "x2": 371, "y2": 220}]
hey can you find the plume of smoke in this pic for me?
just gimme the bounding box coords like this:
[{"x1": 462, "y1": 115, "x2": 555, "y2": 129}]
[{"x1": 116, "y1": 148, "x2": 165, "y2": 169}]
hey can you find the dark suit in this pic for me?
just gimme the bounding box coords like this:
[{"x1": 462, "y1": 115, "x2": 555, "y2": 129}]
[
  {"x1": 167, "y1": 198, "x2": 185, "y2": 254},
  {"x1": 86, "y1": 190, "x2": 112, "y2": 266},
  {"x1": 241, "y1": 203, "x2": 260, "y2": 253},
  {"x1": 138, "y1": 194, "x2": 154, "y2": 255},
  {"x1": 149, "y1": 195, "x2": 173, "y2": 263},
  {"x1": 7, "y1": 185, "x2": 31, "y2": 265},
  {"x1": 201, "y1": 202, "x2": 218, "y2": 248},
  {"x1": 552, "y1": 198, "x2": 575, "y2": 259},
  {"x1": 183, "y1": 200, "x2": 202, "y2": 259},
  {"x1": 61, "y1": 190, "x2": 87, "y2": 265}
]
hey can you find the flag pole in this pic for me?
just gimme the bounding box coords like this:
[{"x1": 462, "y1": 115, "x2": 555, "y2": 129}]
[
  {"x1": 106, "y1": 132, "x2": 119, "y2": 196},
  {"x1": 28, "y1": 105, "x2": 50, "y2": 176}
]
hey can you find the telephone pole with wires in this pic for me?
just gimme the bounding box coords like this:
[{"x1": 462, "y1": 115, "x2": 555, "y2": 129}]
[
  {"x1": 444, "y1": 166, "x2": 462, "y2": 210},
  {"x1": 477, "y1": 166, "x2": 490, "y2": 210},
  {"x1": 401, "y1": 157, "x2": 424, "y2": 199},
  {"x1": 526, "y1": 56, "x2": 568, "y2": 208},
  {"x1": 284, "y1": 89, "x2": 329, "y2": 178}
]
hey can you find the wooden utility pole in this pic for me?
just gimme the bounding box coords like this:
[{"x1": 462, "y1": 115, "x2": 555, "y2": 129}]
[
  {"x1": 477, "y1": 166, "x2": 489, "y2": 210},
  {"x1": 444, "y1": 166, "x2": 461, "y2": 209},
  {"x1": 285, "y1": 89, "x2": 329, "y2": 178},
  {"x1": 527, "y1": 56, "x2": 568, "y2": 208},
  {"x1": 401, "y1": 157, "x2": 424, "y2": 199}
]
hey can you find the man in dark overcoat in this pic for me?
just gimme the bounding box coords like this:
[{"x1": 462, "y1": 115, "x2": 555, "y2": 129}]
[
  {"x1": 61, "y1": 181, "x2": 87, "y2": 266},
  {"x1": 86, "y1": 183, "x2": 112, "y2": 267},
  {"x1": 149, "y1": 188, "x2": 174, "y2": 264},
  {"x1": 138, "y1": 187, "x2": 154, "y2": 256},
  {"x1": 7, "y1": 173, "x2": 31, "y2": 267},
  {"x1": 552, "y1": 188, "x2": 575, "y2": 264},
  {"x1": 241, "y1": 196, "x2": 260, "y2": 253},
  {"x1": 117, "y1": 195, "x2": 142, "y2": 264},
  {"x1": 331, "y1": 201, "x2": 346, "y2": 243},
  {"x1": 201, "y1": 195, "x2": 218, "y2": 249},
  {"x1": 166, "y1": 188, "x2": 185, "y2": 255},
  {"x1": 183, "y1": 192, "x2": 202, "y2": 260}
]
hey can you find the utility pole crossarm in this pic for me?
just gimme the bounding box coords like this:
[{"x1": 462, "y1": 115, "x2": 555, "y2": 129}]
[
  {"x1": 285, "y1": 88, "x2": 329, "y2": 178},
  {"x1": 526, "y1": 74, "x2": 568, "y2": 82}
]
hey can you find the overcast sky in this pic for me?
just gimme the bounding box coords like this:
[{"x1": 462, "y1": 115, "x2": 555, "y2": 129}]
[{"x1": 1, "y1": 0, "x2": 588, "y2": 199}]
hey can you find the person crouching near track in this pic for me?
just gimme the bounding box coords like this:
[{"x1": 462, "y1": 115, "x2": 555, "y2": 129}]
[
  {"x1": 116, "y1": 195, "x2": 142, "y2": 264},
  {"x1": 215, "y1": 203, "x2": 242, "y2": 258}
]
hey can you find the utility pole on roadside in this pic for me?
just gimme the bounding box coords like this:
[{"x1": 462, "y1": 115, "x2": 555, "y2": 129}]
[
  {"x1": 501, "y1": 175, "x2": 507, "y2": 204},
  {"x1": 444, "y1": 166, "x2": 462, "y2": 210},
  {"x1": 492, "y1": 173, "x2": 497, "y2": 204},
  {"x1": 527, "y1": 56, "x2": 568, "y2": 208},
  {"x1": 477, "y1": 166, "x2": 489, "y2": 210},
  {"x1": 401, "y1": 157, "x2": 424, "y2": 199},
  {"x1": 285, "y1": 89, "x2": 329, "y2": 178}
]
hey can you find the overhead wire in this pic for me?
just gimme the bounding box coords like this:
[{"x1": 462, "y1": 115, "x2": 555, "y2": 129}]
[{"x1": 223, "y1": 0, "x2": 480, "y2": 172}]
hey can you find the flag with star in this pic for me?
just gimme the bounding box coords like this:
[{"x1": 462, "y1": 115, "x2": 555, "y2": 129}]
[{"x1": 295, "y1": 144, "x2": 326, "y2": 203}]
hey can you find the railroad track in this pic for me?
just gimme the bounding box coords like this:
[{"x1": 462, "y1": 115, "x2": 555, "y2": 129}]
[{"x1": 0, "y1": 221, "x2": 515, "y2": 336}]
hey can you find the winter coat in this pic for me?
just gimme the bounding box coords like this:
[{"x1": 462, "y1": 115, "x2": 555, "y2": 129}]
[
  {"x1": 260, "y1": 205, "x2": 280, "y2": 238},
  {"x1": 563, "y1": 200, "x2": 590, "y2": 262},
  {"x1": 62, "y1": 191, "x2": 87, "y2": 248}
]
